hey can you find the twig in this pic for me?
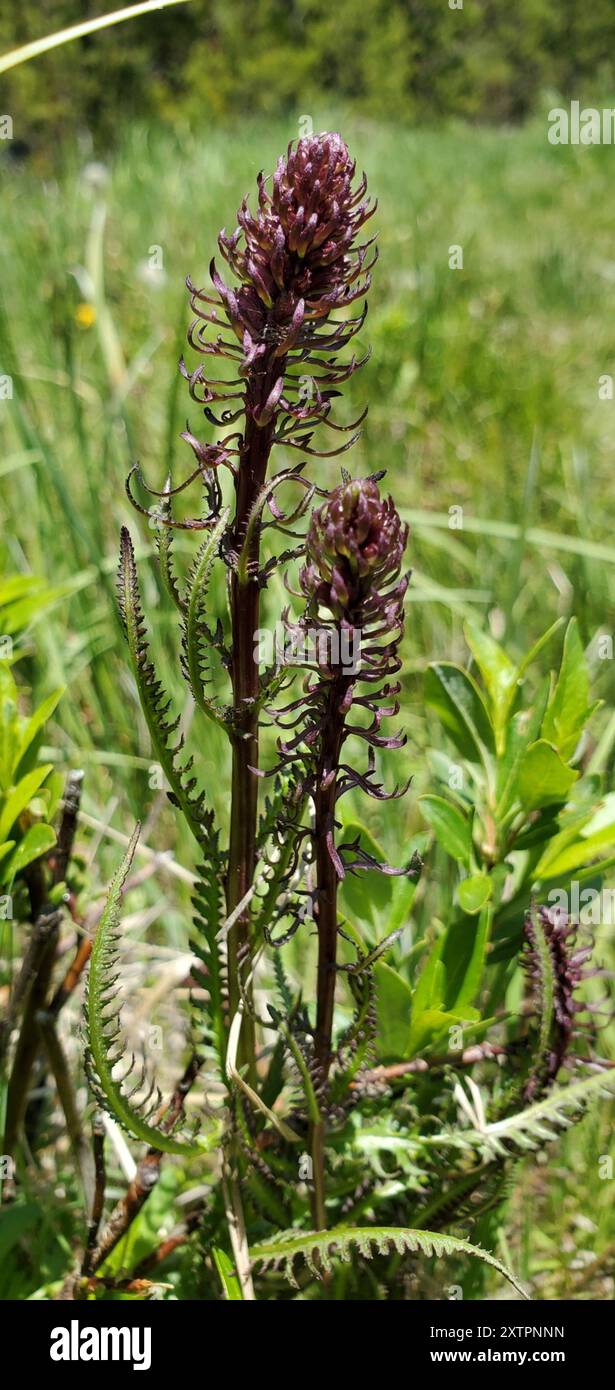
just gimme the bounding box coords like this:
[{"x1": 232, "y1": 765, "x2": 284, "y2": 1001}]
[
  {"x1": 569, "y1": 1239, "x2": 615, "y2": 1294},
  {"x1": 86, "y1": 1151, "x2": 161, "y2": 1276},
  {"x1": 133, "y1": 1229, "x2": 190, "y2": 1276},
  {"x1": 355, "y1": 1043, "x2": 510, "y2": 1087},
  {"x1": 3, "y1": 907, "x2": 62, "y2": 1157},
  {"x1": 131, "y1": 1203, "x2": 204, "y2": 1277},
  {"x1": 51, "y1": 770, "x2": 84, "y2": 885},
  {"x1": 0, "y1": 915, "x2": 57, "y2": 1072},
  {"x1": 82, "y1": 1114, "x2": 106, "y2": 1276},
  {"x1": 49, "y1": 933, "x2": 92, "y2": 1017},
  {"x1": 71, "y1": 1273, "x2": 166, "y2": 1298},
  {"x1": 1, "y1": 773, "x2": 84, "y2": 1163}
]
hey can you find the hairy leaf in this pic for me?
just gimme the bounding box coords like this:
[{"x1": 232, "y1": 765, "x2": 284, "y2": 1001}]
[
  {"x1": 85, "y1": 825, "x2": 205, "y2": 1155},
  {"x1": 249, "y1": 1225, "x2": 528, "y2": 1298},
  {"x1": 118, "y1": 527, "x2": 214, "y2": 846},
  {"x1": 453, "y1": 1070, "x2": 615, "y2": 1159}
]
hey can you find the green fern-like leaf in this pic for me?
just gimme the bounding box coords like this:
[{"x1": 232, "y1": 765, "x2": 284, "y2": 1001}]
[
  {"x1": 118, "y1": 527, "x2": 214, "y2": 847},
  {"x1": 249, "y1": 1226, "x2": 528, "y2": 1298},
  {"x1": 329, "y1": 965, "x2": 377, "y2": 1100},
  {"x1": 85, "y1": 825, "x2": 205, "y2": 1155},
  {"x1": 254, "y1": 773, "x2": 307, "y2": 939},
  {"x1": 447, "y1": 1069, "x2": 615, "y2": 1159},
  {"x1": 477, "y1": 1069, "x2": 615, "y2": 1156},
  {"x1": 272, "y1": 948, "x2": 295, "y2": 1018}
]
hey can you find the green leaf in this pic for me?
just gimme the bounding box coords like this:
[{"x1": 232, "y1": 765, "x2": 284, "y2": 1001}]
[
  {"x1": 495, "y1": 681, "x2": 550, "y2": 818},
  {"x1": 464, "y1": 621, "x2": 517, "y2": 749},
  {"x1": 192, "y1": 850, "x2": 226, "y2": 1078},
  {"x1": 541, "y1": 618, "x2": 597, "y2": 761},
  {"x1": 516, "y1": 617, "x2": 565, "y2": 682},
  {"x1": 442, "y1": 904, "x2": 492, "y2": 1010},
  {"x1": 408, "y1": 1005, "x2": 477, "y2": 1056},
  {"x1": 182, "y1": 508, "x2": 230, "y2": 727},
  {"x1": 374, "y1": 962, "x2": 413, "y2": 1058},
  {"x1": 0, "y1": 583, "x2": 66, "y2": 636},
  {"x1": 406, "y1": 944, "x2": 448, "y2": 1053},
  {"x1": 86, "y1": 825, "x2": 208, "y2": 1156},
  {"x1": 5, "y1": 823, "x2": 56, "y2": 880},
  {"x1": 534, "y1": 793, "x2": 615, "y2": 878},
  {"x1": 45, "y1": 770, "x2": 65, "y2": 823},
  {"x1": 513, "y1": 805, "x2": 562, "y2": 850},
  {"x1": 457, "y1": 874, "x2": 492, "y2": 915},
  {"x1": 425, "y1": 662, "x2": 494, "y2": 764},
  {"x1": 419, "y1": 795, "x2": 472, "y2": 867},
  {"x1": 0, "y1": 576, "x2": 43, "y2": 608},
  {"x1": 213, "y1": 1248, "x2": 243, "y2": 1300},
  {"x1": 523, "y1": 905, "x2": 555, "y2": 1099},
  {"x1": 13, "y1": 687, "x2": 63, "y2": 780},
  {"x1": 249, "y1": 1226, "x2": 528, "y2": 1299},
  {"x1": 118, "y1": 527, "x2": 214, "y2": 846},
  {"x1": 516, "y1": 740, "x2": 578, "y2": 811},
  {"x1": 411, "y1": 934, "x2": 446, "y2": 1017},
  {"x1": 384, "y1": 870, "x2": 422, "y2": 938},
  {"x1": 0, "y1": 664, "x2": 18, "y2": 790},
  {"x1": 450, "y1": 1070, "x2": 615, "y2": 1159},
  {"x1": 0, "y1": 763, "x2": 52, "y2": 842}
]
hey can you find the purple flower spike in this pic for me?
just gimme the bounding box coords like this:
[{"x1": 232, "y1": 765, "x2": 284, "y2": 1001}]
[
  {"x1": 221, "y1": 134, "x2": 375, "y2": 320},
  {"x1": 184, "y1": 134, "x2": 376, "y2": 460},
  {"x1": 300, "y1": 477, "x2": 408, "y2": 622}
]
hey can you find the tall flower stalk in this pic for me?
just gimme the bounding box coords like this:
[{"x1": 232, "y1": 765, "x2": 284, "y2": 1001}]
[
  {"x1": 273, "y1": 478, "x2": 412, "y2": 1224},
  {"x1": 175, "y1": 135, "x2": 376, "y2": 1034}
]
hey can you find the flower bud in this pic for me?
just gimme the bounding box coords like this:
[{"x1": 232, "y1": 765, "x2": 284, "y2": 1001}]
[{"x1": 300, "y1": 478, "x2": 408, "y2": 619}]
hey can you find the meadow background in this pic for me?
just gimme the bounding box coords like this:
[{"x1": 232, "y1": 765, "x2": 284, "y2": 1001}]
[{"x1": 0, "y1": 2, "x2": 614, "y2": 1297}]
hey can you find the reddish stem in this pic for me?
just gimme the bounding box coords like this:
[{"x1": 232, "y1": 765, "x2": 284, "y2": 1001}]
[
  {"x1": 313, "y1": 674, "x2": 350, "y2": 1082},
  {"x1": 225, "y1": 355, "x2": 283, "y2": 1050}
]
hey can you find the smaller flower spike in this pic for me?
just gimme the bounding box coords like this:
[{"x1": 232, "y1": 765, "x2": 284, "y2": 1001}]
[
  {"x1": 271, "y1": 477, "x2": 414, "y2": 1087},
  {"x1": 292, "y1": 475, "x2": 411, "y2": 835},
  {"x1": 300, "y1": 477, "x2": 408, "y2": 620},
  {"x1": 522, "y1": 904, "x2": 611, "y2": 1100}
]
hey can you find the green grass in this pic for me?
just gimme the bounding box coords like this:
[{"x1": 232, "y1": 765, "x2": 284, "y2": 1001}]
[{"x1": 1, "y1": 113, "x2": 614, "y2": 1296}]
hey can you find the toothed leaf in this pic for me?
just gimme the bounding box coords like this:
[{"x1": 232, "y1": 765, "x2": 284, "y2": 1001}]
[
  {"x1": 85, "y1": 825, "x2": 204, "y2": 1155},
  {"x1": 249, "y1": 1226, "x2": 528, "y2": 1298}
]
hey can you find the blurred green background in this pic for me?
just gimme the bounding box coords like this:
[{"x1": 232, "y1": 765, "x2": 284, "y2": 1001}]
[
  {"x1": 0, "y1": 2, "x2": 614, "y2": 1296},
  {"x1": 3, "y1": 0, "x2": 615, "y2": 149}
]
